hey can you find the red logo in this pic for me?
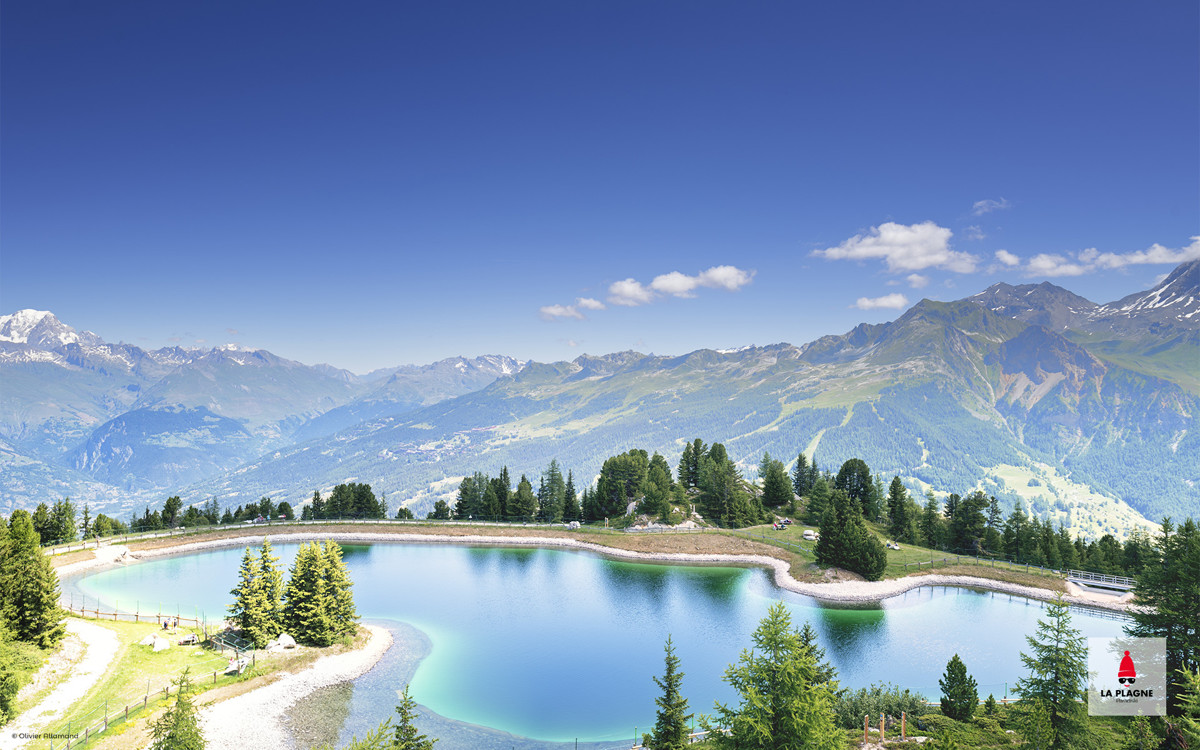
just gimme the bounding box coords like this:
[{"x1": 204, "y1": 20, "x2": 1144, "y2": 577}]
[{"x1": 1118, "y1": 650, "x2": 1137, "y2": 685}]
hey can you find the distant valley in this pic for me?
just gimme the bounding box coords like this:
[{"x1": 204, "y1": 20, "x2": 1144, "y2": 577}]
[{"x1": 2, "y1": 261, "x2": 1196, "y2": 539}]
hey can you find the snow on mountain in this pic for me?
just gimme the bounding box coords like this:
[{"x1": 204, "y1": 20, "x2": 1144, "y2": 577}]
[
  {"x1": 0, "y1": 309, "x2": 104, "y2": 348},
  {"x1": 1094, "y1": 259, "x2": 1200, "y2": 322}
]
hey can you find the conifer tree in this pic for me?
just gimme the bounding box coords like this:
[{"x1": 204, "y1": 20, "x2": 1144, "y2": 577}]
[
  {"x1": 394, "y1": 685, "x2": 436, "y2": 749},
  {"x1": 939, "y1": 654, "x2": 978, "y2": 721},
  {"x1": 509, "y1": 475, "x2": 537, "y2": 521},
  {"x1": 886, "y1": 476, "x2": 909, "y2": 540},
  {"x1": 322, "y1": 541, "x2": 358, "y2": 638},
  {"x1": 760, "y1": 455, "x2": 792, "y2": 509},
  {"x1": 229, "y1": 548, "x2": 269, "y2": 648},
  {"x1": 562, "y1": 471, "x2": 580, "y2": 521},
  {"x1": 1, "y1": 511, "x2": 65, "y2": 647},
  {"x1": 703, "y1": 603, "x2": 841, "y2": 750},
  {"x1": 260, "y1": 541, "x2": 285, "y2": 639},
  {"x1": 798, "y1": 623, "x2": 837, "y2": 687},
  {"x1": 792, "y1": 452, "x2": 811, "y2": 498},
  {"x1": 1015, "y1": 596, "x2": 1087, "y2": 747},
  {"x1": 283, "y1": 542, "x2": 334, "y2": 646},
  {"x1": 1125, "y1": 518, "x2": 1200, "y2": 713},
  {"x1": 804, "y1": 476, "x2": 831, "y2": 526},
  {"x1": 815, "y1": 490, "x2": 887, "y2": 581},
  {"x1": 644, "y1": 636, "x2": 691, "y2": 750},
  {"x1": 150, "y1": 670, "x2": 204, "y2": 750}
]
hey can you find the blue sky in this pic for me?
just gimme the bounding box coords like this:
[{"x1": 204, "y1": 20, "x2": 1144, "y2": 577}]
[{"x1": 3, "y1": 1, "x2": 1197, "y2": 373}]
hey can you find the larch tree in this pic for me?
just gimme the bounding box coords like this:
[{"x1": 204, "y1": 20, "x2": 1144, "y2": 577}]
[
  {"x1": 149, "y1": 670, "x2": 204, "y2": 750},
  {"x1": 1014, "y1": 596, "x2": 1087, "y2": 748},
  {"x1": 702, "y1": 603, "x2": 841, "y2": 750},
  {"x1": 229, "y1": 548, "x2": 270, "y2": 648},
  {"x1": 393, "y1": 685, "x2": 436, "y2": 749}
]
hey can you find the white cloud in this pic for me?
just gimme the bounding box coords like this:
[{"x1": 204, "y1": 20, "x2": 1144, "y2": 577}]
[
  {"x1": 650, "y1": 265, "x2": 755, "y2": 298},
  {"x1": 814, "y1": 221, "x2": 977, "y2": 273},
  {"x1": 1026, "y1": 253, "x2": 1090, "y2": 277},
  {"x1": 543, "y1": 264, "x2": 755, "y2": 319},
  {"x1": 1088, "y1": 237, "x2": 1200, "y2": 269},
  {"x1": 539, "y1": 304, "x2": 585, "y2": 320},
  {"x1": 966, "y1": 225, "x2": 986, "y2": 241},
  {"x1": 994, "y1": 249, "x2": 1020, "y2": 266},
  {"x1": 697, "y1": 265, "x2": 755, "y2": 291},
  {"x1": 607, "y1": 278, "x2": 655, "y2": 307},
  {"x1": 853, "y1": 293, "x2": 909, "y2": 310},
  {"x1": 906, "y1": 273, "x2": 930, "y2": 289},
  {"x1": 650, "y1": 271, "x2": 700, "y2": 298},
  {"x1": 971, "y1": 198, "x2": 1011, "y2": 216},
  {"x1": 1020, "y1": 237, "x2": 1199, "y2": 277}
]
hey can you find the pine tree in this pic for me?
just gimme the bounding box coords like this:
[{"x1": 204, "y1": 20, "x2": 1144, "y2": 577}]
[
  {"x1": 259, "y1": 541, "x2": 284, "y2": 640},
  {"x1": 702, "y1": 603, "x2": 841, "y2": 750},
  {"x1": 393, "y1": 685, "x2": 436, "y2": 749},
  {"x1": 939, "y1": 654, "x2": 978, "y2": 720},
  {"x1": 283, "y1": 542, "x2": 334, "y2": 646},
  {"x1": 1125, "y1": 518, "x2": 1200, "y2": 713},
  {"x1": 80, "y1": 503, "x2": 92, "y2": 539},
  {"x1": 792, "y1": 452, "x2": 811, "y2": 498},
  {"x1": 1, "y1": 511, "x2": 65, "y2": 647},
  {"x1": 322, "y1": 541, "x2": 358, "y2": 638},
  {"x1": 798, "y1": 623, "x2": 837, "y2": 687},
  {"x1": 562, "y1": 471, "x2": 580, "y2": 521},
  {"x1": 886, "y1": 476, "x2": 909, "y2": 541},
  {"x1": 1014, "y1": 596, "x2": 1087, "y2": 748},
  {"x1": 150, "y1": 670, "x2": 205, "y2": 750},
  {"x1": 229, "y1": 548, "x2": 269, "y2": 648},
  {"x1": 679, "y1": 442, "x2": 695, "y2": 489},
  {"x1": 804, "y1": 476, "x2": 831, "y2": 526},
  {"x1": 815, "y1": 490, "x2": 887, "y2": 581},
  {"x1": 643, "y1": 636, "x2": 691, "y2": 750},
  {"x1": 509, "y1": 475, "x2": 537, "y2": 521},
  {"x1": 760, "y1": 455, "x2": 792, "y2": 509}
]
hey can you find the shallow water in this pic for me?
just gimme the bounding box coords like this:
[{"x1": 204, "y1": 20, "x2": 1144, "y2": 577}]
[{"x1": 70, "y1": 543, "x2": 1126, "y2": 747}]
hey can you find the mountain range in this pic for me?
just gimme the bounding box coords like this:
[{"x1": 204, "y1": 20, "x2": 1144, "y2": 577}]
[{"x1": 2, "y1": 260, "x2": 1197, "y2": 538}]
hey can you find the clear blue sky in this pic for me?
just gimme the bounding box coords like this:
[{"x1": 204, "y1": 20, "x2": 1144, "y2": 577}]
[{"x1": 3, "y1": 1, "x2": 1197, "y2": 373}]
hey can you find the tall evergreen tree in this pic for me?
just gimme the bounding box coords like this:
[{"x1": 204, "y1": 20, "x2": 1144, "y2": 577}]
[
  {"x1": 939, "y1": 654, "x2": 978, "y2": 721},
  {"x1": 162, "y1": 496, "x2": 183, "y2": 527},
  {"x1": 1125, "y1": 517, "x2": 1200, "y2": 713},
  {"x1": 509, "y1": 475, "x2": 537, "y2": 521},
  {"x1": 283, "y1": 542, "x2": 334, "y2": 646},
  {"x1": 149, "y1": 670, "x2": 204, "y2": 750},
  {"x1": 229, "y1": 548, "x2": 270, "y2": 648},
  {"x1": 703, "y1": 603, "x2": 841, "y2": 750},
  {"x1": 760, "y1": 454, "x2": 792, "y2": 509},
  {"x1": 804, "y1": 476, "x2": 831, "y2": 527},
  {"x1": 643, "y1": 636, "x2": 691, "y2": 750},
  {"x1": 31, "y1": 503, "x2": 52, "y2": 544},
  {"x1": 833, "y1": 458, "x2": 872, "y2": 516},
  {"x1": 562, "y1": 471, "x2": 580, "y2": 522},
  {"x1": 798, "y1": 623, "x2": 837, "y2": 687},
  {"x1": 50, "y1": 499, "x2": 77, "y2": 543},
  {"x1": 1015, "y1": 596, "x2": 1087, "y2": 747},
  {"x1": 260, "y1": 541, "x2": 285, "y2": 639},
  {"x1": 816, "y1": 490, "x2": 887, "y2": 581},
  {"x1": 1, "y1": 511, "x2": 65, "y2": 647},
  {"x1": 886, "y1": 476, "x2": 910, "y2": 540},
  {"x1": 792, "y1": 452, "x2": 812, "y2": 498},
  {"x1": 322, "y1": 541, "x2": 358, "y2": 638},
  {"x1": 394, "y1": 685, "x2": 436, "y2": 749}
]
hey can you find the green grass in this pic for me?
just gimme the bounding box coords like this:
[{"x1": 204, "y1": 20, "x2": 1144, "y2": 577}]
[
  {"x1": 731, "y1": 517, "x2": 1066, "y2": 590},
  {"x1": 41, "y1": 619, "x2": 252, "y2": 746},
  {"x1": 4, "y1": 638, "x2": 52, "y2": 716}
]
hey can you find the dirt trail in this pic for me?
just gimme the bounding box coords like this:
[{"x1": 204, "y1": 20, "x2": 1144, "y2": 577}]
[{"x1": 2, "y1": 620, "x2": 120, "y2": 750}]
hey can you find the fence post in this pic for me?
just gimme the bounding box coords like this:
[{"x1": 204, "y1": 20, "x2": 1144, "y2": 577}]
[{"x1": 863, "y1": 715, "x2": 868, "y2": 744}]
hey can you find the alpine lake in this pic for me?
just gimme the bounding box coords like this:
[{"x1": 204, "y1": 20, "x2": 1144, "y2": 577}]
[{"x1": 65, "y1": 542, "x2": 1126, "y2": 749}]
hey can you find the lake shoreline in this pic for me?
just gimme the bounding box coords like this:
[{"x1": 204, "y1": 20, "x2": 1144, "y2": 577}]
[{"x1": 56, "y1": 530, "x2": 1130, "y2": 612}]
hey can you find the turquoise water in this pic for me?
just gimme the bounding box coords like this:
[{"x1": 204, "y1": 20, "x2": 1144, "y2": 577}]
[{"x1": 69, "y1": 543, "x2": 1126, "y2": 746}]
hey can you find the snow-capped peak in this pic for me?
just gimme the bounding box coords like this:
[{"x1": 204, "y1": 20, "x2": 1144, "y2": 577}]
[{"x1": 0, "y1": 309, "x2": 104, "y2": 348}]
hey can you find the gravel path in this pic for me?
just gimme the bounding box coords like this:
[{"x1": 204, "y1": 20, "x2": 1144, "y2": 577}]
[
  {"x1": 1, "y1": 620, "x2": 120, "y2": 750},
  {"x1": 198, "y1": 624, "x2": 392, "y2": 750}
]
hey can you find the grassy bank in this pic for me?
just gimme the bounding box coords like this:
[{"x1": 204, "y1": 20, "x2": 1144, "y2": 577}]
[
  {"x1": 34, "y1": 617, "x2": 369, "y2": 750},
  {"x1": 53, "y1": 518, "x2": 1073, "y2": 598}
]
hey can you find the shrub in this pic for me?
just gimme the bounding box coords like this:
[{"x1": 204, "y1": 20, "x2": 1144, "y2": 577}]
[{"x1": 833, "y1": 682, "x2": 928, "y2": 729}]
